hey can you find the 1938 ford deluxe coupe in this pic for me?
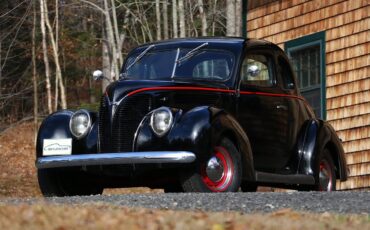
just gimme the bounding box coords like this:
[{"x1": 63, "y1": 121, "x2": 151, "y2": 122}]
[{"x1": 36, "y1": 38, "x2": 347, "y2": 196}]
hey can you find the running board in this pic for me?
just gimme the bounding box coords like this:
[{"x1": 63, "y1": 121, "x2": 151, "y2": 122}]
[{"x1": 255, "y1": 171, "x2": 315, "y2": 185}]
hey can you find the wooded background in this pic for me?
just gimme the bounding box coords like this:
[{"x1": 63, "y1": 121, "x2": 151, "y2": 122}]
[{"x1": 0, "y1": 0, "x2": 243, "y2": 129}]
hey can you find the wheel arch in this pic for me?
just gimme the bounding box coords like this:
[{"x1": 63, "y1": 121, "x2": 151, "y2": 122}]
[
  {"x1": 322, "y1": 136, "x2": 348, "y2": 182},
  {"x1": 210, "y1": 111, "x2": 255, "y2": 182},
  {"x1": 297, "y1": 119, "x2": 348, "y2": 182}
]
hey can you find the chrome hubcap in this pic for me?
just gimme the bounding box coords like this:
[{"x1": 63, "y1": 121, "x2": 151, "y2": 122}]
[
  {"x1": 206, "y1": 156, "x2": 224, "y2": 182},
  {"x1": 201, "y1": 147, "x2": 234, "y2": 192}
]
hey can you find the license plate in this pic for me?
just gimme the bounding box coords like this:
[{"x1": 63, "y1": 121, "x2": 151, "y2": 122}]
[{"x1": 43, "y1": 138, "x2": 72, "y2": 156}]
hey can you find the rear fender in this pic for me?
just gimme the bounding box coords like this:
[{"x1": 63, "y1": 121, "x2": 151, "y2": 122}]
[{"x1": 296, "y1": 119, "x2": 348, "y2": 181}]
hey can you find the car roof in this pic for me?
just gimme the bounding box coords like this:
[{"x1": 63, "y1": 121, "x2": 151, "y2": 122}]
[{"x1": 134, "y1": 37, "x2": 276, "y2": 50}]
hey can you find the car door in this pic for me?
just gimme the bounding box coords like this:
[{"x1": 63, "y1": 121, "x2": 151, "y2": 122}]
[{"x1": 237, "y1": 48, "x2": 292, "y2": 172}]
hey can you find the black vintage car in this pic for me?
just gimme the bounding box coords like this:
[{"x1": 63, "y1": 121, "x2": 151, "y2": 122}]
[{"x1": 36, "y1": 38, "x2": 348, "y2": 196}]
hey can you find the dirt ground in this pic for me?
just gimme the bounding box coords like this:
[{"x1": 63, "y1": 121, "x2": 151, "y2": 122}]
[{"x1": 0, "y1": 122, "x2": 369, "y2": 230}]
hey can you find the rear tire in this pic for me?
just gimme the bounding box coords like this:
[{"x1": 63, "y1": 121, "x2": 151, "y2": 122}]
[
  {"x1": 298, "y1": 148, "x2": 336, "y2": 192},
  {"x1": 181, "y1": 137, "x2": 242, "y2": 192},
  {"x1": 38, "y1": 168, "x2": 103, "y2": 197},
  {"x1": 317, "y1": 149, "x2": 336, "y2": 191}
]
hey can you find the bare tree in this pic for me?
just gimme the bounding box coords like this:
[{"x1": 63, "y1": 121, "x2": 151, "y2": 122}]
[
  {"x1": 226, "y1": 0, "x2": 236, "y2": 36},
  {"x1": 104, "y1": 0, "x2": 119, "y2": 83},
  {"x1": 42, "y1": 0, "x2": 67, "y2": 109},
  {"x1": 54, "y1": 0, "x2": 59, "y2": 111},
  {"x1": 39, "y1": 0, "x2": 52, "y2": 114},
  {"x1": 235, "y1": 0, "x2": 242, "y2": 36},
  {"x1": 172, "y1": 0, "x2": 178, "y2": 38},
  {"x1": 163, "y1": 0, "x2": 169, "y2": 39},
  {"x1": 32, "y1": 0, "x2": 38, "y2": 142},
  {"x1": 198, "y1": 0, "x2": 207, "y2": 36},
  {"x1": 178, "y1": 0, "x2": 185, "y2": 37},
  {"x1": 0, "y1": 36, "x2": 2, "y2": 97},
  {"x1": 188, "y1": 0, "x2": 198, "y2": 37},
  {"x1": 211, "y1": 0, "x2": 218, "y2": 36},
  {"x1": 111, "y1": 0, "x2": 123, "y2": 67},
  {"x1": 155, "y1": 0, "x2": 161, "y2": 40}
]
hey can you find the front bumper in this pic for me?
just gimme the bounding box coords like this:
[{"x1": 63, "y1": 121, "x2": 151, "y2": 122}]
[{"x1": 36, "y1": 151, "x2": 196, "y2": 169}]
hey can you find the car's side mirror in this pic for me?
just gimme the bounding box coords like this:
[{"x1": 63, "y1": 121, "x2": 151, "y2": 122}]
[
  {"x1": 247, "y1": 65, "x2": 260, "y2": 77},
  {"x1": 92, "y1": 70, "x2": 112, "y2": 83},
  {"x1": 93, "y1": 70, "x2": 104, "y2": 81}
]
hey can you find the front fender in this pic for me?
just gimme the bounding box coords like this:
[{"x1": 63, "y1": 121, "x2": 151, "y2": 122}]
[
  {"x1": 36, "y1": 110, "x2": 98, "y2": 158},
  {"x1": 134, "y1": 106, "x2": 255, "y2": 181}
]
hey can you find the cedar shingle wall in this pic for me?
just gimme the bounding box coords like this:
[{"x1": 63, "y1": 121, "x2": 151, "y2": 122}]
[{"x1": 247, "y1": 0, "x2": 370, "y2": 190}]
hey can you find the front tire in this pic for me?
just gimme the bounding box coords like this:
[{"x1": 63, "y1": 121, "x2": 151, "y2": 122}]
[
  {"x1": 181, "y1": 137, "x2": 242, "y2": 192},
  {"x1": 38, "y1": 168, "x2": 103, "y2": 197}
]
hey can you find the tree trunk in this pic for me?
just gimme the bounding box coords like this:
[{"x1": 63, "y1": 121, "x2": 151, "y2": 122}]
[
  {"x1": 102, "y1": 36, "x2": 111, "y2": 92},
  {"x1": 226, "y1": 0, "x2": 236, "y2": 36},
  {"x1": 111, "y1": 0, "x2": 123, "y2": 67},
  {"x1": 32, "y1": 0, "x2": 38, "y2": 144},
  {"x1": 0, "y1": 39, "x2": 2, "y2": 97},
  {"x1": 172, "y1": 0, "x2": 178, "y2": 38},
  {"x1": 43, "y1": 0, "x2": 67, "y2": 109},
  {"x1": 188, "y1": 0, "x2": 198, "y2": 37},
  {"x1": 39, "y1": 0, "x2": 52, "y2": 114},
  {"x1": 55, "y1": 0, "x2": 59, "y2": 111},
  {"x1": 155, "y1": 0, "x2": 161, "y2": 40},
  {"x1": 103, "y1": 0, "x2": 119, "y2": 83},
  {"x1": 178, "y1": 0, "x2": 185, "y2": 37},
  {"x1": 163, "y1": 0, "x2": 169, "y2": 39},
  {"x1": 235, "y1": 0, "x2": 242, "y2": 36},
  {"x1": 198, "y1": 0, "x2": 207, "y2": 36},
  {"x1": 212, "y1": 0, "x2": 218, "y2": 36}
]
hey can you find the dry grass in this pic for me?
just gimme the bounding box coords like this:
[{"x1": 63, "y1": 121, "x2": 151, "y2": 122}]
[
  {"x1": 0, "y1": 204, "x2": 368, "y2": 230},
  {"x1": 0, "y1": 122, "x2": 40, "y2": 198}
]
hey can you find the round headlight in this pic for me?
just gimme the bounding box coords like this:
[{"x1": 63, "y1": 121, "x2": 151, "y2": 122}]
[
  {"x1": 150, "y1": 107, "x2": 173, "y2": 137},
  {"x1": 69, "y1": 109, "x2": 92, "y2": 139}
]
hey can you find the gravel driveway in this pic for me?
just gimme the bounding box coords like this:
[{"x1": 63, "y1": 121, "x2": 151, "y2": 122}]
[{"x1": 3, "y1": 191, "x2": 369, "y2": 214}]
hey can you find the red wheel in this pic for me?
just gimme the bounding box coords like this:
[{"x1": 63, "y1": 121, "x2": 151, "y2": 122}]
[
  {"x1": 181, "y1": 137, "x2": 242, "y2": 192},
  {"x1": 200, "y1": 147, "x2": 234, "y2": 192}
]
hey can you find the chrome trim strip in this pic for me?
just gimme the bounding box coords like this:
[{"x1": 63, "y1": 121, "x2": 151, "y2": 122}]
[
  {"x1": 36, "y1": 151, "x2": 196, "y2": 169},
  {"x1": 132, "y1": 115, "x2": 150, "y2": 151}
]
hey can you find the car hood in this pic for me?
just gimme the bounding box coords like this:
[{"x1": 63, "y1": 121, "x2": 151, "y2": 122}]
[{"x1": 105, "y1": 79, "x2": 231, "y2": 103}]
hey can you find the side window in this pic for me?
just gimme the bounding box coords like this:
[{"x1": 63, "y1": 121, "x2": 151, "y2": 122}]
[
  {"x1": 278, "y1": 56, "x2": 295, "y2": 89},
  {"x1": 241, "y1": 54, "x2": 273, "y2": 87},
  {"x1": 193, "y1": 59, "x2": 230, "y2": 80}
]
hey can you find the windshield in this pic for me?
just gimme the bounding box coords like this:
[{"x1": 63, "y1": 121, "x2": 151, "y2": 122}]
[{"x1": 122, "y1": 48, "x2": 235, "y2": 82}]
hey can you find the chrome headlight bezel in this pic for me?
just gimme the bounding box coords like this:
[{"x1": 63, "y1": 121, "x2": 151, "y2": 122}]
[
  {"x1": 150, "y1": 107, "x2": 173, "y2": 137},
  {"x1": 69, "y1": 109, "x2": 92, "y2": 139}
]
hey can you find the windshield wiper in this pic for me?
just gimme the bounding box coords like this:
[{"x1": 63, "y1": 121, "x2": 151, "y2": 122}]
[
  {"x1": 176, "y1": 42, "x2": 208, "y2": 65},
  {"x1": 125, "y1": 44, "x2": 155, "y2": 72}
]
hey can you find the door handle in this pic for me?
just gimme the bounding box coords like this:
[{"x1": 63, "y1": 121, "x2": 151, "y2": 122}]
[{"x1": 276, "y1": 104, "x2": 288, "y2": 110}]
